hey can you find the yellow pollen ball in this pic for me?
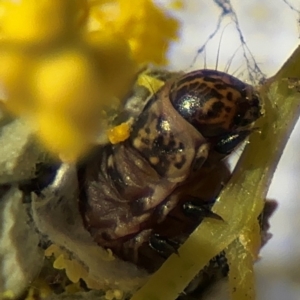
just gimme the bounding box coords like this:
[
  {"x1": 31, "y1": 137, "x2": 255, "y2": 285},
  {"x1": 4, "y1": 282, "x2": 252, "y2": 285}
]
[
  {"x1": 107, "y1": 122, "x2": 131, "y2": 144},
  {"x1": 0, "y1": 0, "x2": 88, "y2": 44},
  {"x1": 31, "y1": 49, "x2": 113, "y2": 160},
  {"x1": 0, "y1": 51, "x2": 33, "y2": 114}
]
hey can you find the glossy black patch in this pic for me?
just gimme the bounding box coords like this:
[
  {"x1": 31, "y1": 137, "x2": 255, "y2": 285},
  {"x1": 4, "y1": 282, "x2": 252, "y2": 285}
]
[{"x1": 214, "y1": 129, "x2": 252, "y2": 155}]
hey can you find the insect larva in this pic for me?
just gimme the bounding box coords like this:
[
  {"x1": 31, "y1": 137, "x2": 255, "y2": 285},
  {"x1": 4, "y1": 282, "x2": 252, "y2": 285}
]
[{"x1": 78, "y1": 69, "x2": 262, "y2": 270}]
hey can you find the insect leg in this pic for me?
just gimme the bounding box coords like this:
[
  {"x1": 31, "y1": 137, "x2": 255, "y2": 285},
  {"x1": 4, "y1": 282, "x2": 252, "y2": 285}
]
[
  {"x1": 149, "y1": 233, "x2": 180, "y2": 258},
  {"x1": 182, "y1": 197, "x2": 223, "y2": 221}
]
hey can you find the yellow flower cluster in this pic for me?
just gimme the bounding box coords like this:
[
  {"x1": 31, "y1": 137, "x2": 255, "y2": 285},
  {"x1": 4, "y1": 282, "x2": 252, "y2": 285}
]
[
  {"x1": 0, "y1": 0, "x2": 179, "y2": 161},
  {"x1": 89, "y1": 0, "x2": 179, "y2": 65}
]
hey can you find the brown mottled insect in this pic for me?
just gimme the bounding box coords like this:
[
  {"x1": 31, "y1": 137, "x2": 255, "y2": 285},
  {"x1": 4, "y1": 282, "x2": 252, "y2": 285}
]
[{"x1": 78, "y1": 69, "x2": 262, "y2": 272}]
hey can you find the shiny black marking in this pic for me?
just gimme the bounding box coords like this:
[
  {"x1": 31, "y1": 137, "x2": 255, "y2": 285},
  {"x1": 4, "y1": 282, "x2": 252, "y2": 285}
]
[
  {"x1": 214, "y1": 129, "x2": 252, "y2": 155},
  {"x1": 171, "y1": 94, "x2": 200, "y2": 120},
  {"x1": 171, "y1": 87, "x2": 225, "y2": 127},
  {"x1": 182, "y1": 200, "x2": 223, "y2": 221},
  {"x1": 149, "y1": 233, "x2": 180, "y2": 258}
]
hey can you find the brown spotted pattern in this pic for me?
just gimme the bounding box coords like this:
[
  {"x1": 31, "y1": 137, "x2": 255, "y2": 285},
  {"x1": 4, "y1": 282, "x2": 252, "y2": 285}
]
[
  {"x1": 79, "y1": 69, "x2": 262, "y2": 270},
  {"x1": 170, "y1": 69, "x2": 261, "y2": 137}
]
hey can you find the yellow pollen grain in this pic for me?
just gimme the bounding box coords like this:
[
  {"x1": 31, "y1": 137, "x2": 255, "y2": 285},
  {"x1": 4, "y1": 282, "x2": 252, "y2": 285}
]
[
  {"x1": 53, "y1": 254, "x2": 67, "y2": 269},
  {"x1": 107, "y1": 122, "x2": 131, "y2": 144}
]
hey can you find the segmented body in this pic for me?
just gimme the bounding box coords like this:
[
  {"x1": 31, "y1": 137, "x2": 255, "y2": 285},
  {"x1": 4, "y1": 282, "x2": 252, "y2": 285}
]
[{"x1": 78, "y1": 69, "x2": 261, "y2": 271}]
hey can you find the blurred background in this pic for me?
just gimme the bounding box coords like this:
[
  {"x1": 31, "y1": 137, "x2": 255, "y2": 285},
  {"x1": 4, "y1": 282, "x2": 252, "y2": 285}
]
[{"x1": 158, "y1": 0, "x2": 300, "y2": 299}]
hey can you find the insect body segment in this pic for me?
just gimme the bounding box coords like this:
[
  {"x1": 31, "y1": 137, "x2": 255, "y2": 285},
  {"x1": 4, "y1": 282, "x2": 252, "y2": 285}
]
[
  {"x1": 129, "y1": 83, "x2": 209, "y2": 179},
  {"x1": 169, "y1": 69, "x2": 261, "y2": 137},
  {"x1": 79, "y1": 69, "x2": 262, "y2": 270}
]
